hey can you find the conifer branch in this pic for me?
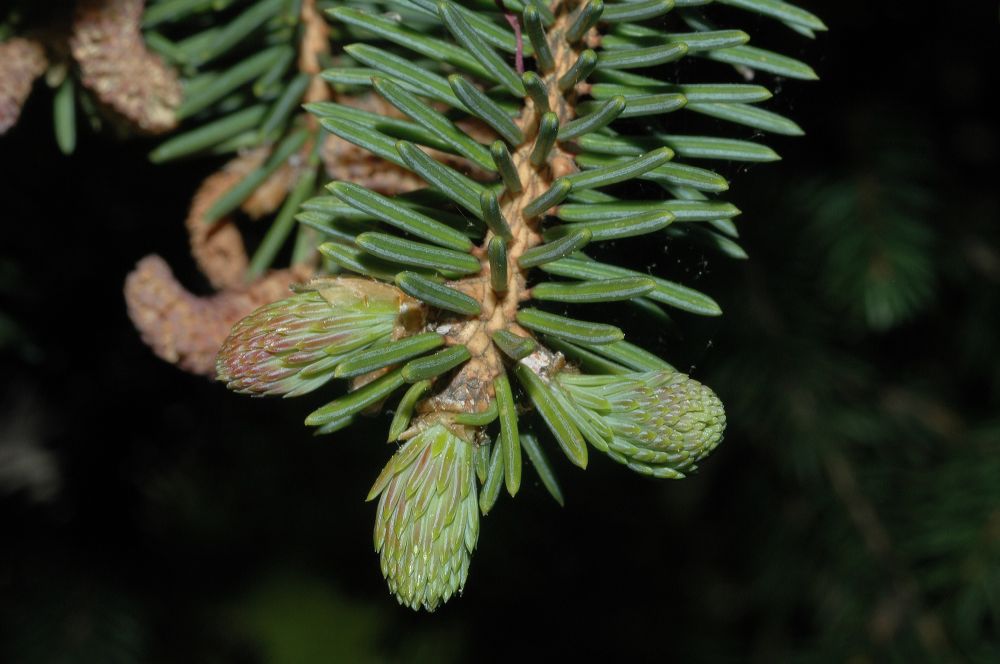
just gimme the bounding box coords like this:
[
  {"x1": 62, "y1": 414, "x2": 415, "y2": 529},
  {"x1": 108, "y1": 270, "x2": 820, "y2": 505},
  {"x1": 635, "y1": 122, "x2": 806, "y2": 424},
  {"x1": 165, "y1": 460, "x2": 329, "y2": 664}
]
[{"x1": 106, "y1": 0, "x2": 826, "y2": 611}]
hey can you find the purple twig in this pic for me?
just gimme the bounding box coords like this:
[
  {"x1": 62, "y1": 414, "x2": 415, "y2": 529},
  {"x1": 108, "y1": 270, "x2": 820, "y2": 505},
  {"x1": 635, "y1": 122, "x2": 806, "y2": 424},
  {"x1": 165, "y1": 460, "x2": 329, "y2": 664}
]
[{"x1": 495, "y1": 0, "x2": 525, "y2": 74}]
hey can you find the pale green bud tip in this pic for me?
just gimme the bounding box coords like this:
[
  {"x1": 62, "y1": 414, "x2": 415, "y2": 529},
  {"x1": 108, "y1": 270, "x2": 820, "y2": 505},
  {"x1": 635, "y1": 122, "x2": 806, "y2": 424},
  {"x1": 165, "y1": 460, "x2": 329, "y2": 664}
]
[
  {"x1": 368, "y1": 423, "x2": 479, "y2": 611},
  {"x1": 640, "y1": 372, "x2": 726, "y2": 465},
  {"x1": 216, "y1": 278, "x2": 419, "y2": 397},
  {"x1": 558, "y1": 371, "x2": 726, "y2": 478}
]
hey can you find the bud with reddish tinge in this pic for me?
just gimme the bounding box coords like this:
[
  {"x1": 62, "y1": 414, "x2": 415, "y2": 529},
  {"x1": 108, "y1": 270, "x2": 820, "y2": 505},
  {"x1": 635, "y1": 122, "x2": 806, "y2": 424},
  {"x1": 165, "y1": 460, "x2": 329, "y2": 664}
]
[
  {"x1": 217, "y1": 277, "x2": 422, "y2": 397},
  {"x1": 555, "y1": 371, "x2": 726, "y2": 478},
  {"x1": 368, "y1": 422, "x2": 479, "y2": 611}
]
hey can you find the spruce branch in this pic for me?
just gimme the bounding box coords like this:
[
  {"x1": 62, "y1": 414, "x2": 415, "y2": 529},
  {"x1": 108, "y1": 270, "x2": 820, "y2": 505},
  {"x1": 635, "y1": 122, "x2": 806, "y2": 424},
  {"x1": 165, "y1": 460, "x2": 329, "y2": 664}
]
[{"x1": 134, "y1": 0, "x2": 822, "y2": 610}]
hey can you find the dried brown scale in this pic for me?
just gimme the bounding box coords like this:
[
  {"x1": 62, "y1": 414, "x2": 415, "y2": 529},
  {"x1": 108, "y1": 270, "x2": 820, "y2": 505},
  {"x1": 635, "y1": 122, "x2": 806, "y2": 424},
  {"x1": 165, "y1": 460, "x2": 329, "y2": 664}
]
[
  {"x1": 70, "y1": 0, "x2": 182, "y2": 134},
  {"x1": 322, "y1": 132, "x2": 425, "y2": 195},
  {"x1": 242, "y1": 155, "x2": 303, "y2": 219},
  {"x1": 125, "y1": 255, "x2": 311, "y2": 376},
  {"x1": 423, "y1": 3, "x2": 585, "y2": 416},
  {"x1": 133, "y1": 139, "x2": 319, "y2": 375},
  {"x1": 186, "y1": 150, "x2": 267, "y2": 290},
  {"x1": 323, "y1": 94, "x2": 497, "y2": 193},
  {"x1": 455, "y1": 117, "x2": 498, "y2": 147},
  {"x1": 299, "y1": 0, "x2": 332, "y2": 108},
  {"x1": 127, "y1": 0, "x2": 366, "y2": 373},
  {"x1": 0, "y1": 37, "x2": 48, "y2": 134}
]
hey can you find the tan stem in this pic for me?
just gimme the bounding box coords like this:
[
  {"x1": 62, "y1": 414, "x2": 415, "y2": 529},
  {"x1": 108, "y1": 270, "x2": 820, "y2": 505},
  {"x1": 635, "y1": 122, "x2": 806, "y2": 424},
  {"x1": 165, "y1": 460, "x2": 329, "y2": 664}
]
[{"x1": 421, "y1": 2, "x2": 588, "y2": 418}]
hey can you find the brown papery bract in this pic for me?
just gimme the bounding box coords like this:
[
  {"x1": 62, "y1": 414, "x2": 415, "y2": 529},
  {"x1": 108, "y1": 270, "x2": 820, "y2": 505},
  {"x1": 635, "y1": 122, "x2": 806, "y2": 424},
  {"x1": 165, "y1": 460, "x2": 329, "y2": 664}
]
[
  {"x1": 0, "y1": 38, "x2": 48, "y2": 135},
  {"x1": 124, "y1": 255, "x2": 311, "y2": 376},
  {"x1": 70, "y1": 0, "x2": 182, "y2": 134}
]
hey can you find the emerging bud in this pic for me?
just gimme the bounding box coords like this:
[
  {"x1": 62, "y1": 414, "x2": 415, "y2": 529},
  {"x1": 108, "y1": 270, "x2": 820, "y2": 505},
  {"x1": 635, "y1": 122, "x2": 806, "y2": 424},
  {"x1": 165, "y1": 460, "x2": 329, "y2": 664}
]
[
  {"x1": 217, "y1": 277, "x2": 422, "y2": 397},
  {"x1": 556, "y1": 371, "x2": 726, "y2": 478},
  {"x1": 368, "y1": 422, "x2": 479, "y2": 611}
]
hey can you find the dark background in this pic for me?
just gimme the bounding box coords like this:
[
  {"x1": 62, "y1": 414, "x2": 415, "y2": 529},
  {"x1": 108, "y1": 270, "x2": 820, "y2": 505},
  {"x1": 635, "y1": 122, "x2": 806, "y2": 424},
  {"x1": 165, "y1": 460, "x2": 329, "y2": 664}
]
[{"x1": 2, "y1": 1, "x2": 998, "y2": 661}]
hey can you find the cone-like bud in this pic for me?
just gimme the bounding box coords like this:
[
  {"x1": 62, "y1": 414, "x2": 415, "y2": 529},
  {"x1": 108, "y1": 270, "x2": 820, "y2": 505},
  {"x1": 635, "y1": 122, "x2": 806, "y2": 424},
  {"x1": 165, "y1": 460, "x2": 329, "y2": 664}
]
[
  {"x1": 217, "y1": 277, "x2": 422, "y2": 397},
  {"x1": 556, "y1": 371, "x2": 726, "y2": 478},
  {"x1": 368, "y1": 422, "x2": 479, "y2": 611}
]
